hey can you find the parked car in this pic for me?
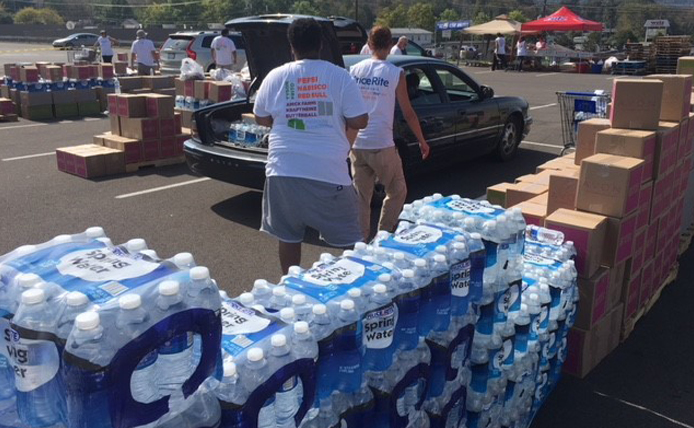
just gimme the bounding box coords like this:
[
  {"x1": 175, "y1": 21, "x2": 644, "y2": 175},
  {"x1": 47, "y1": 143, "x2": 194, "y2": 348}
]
[
  {"x1": 328, "y1": 16, "x2": 368, "y2": 54},
  {"x1": 183, "y1": 16, "x2": 532, "y2": 191},
  {"x1": 160, "y1": 31, "x2": 247, "y2": 75},
  {"x1": 52, "y1": 33, "x2": 99, "y2": 49}
]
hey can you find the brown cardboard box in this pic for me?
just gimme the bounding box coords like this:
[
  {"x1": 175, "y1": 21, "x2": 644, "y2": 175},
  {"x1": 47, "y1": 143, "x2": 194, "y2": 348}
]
[
  {"x1": 145, "y1": 94, "x2": 175, "y2": 118},
  {"x1": 154, "y1": 88, "x2": 177, "y2": 97},
  {"x1": 21, "y1": 104, "x2": 53, "y2": 120},
  {"x1": 142, "y1": 75, "x2": 175, "y2": 90},
  {"x1": 629, "y1": 226, "x2": 647, "y2": 278},
  {"x1": 194, "y1": 80, "x2": 210, "y2": 99},
  {"x1": 545, "y1": 208, "x2": 607, "y2": 278},
  {"x1": 575, "y1": 118, "x2": 611, "y2": 165},
  {"x1": 109, "y1": 115, "x2": 121, "y2": 136},
  {"x1": 117, "y1": 76, "x2": 143, "y2": 92},
  {"x1": 513, "y1": 200, "x2": 547, "y2": 226},
  {"x1": 637, "y1": 180, "x2": 654, "y2": 230},
  {"x1": 70, "y1": 65, "x2": 92, "y2": 81},
  {"x1": 51, "y1": 90, "x2": 76, "y2": 105},
  {"x1": 547, "y1": 169, "x2": 580, "y2": 215},
  {"x1": 564, "y1": 303, "x2": 623, "y2": 378},
  {"x1": 175, "y1": 108, "x2": 194, "y2": 129},
  {"x1": 676, "y1": 56, "x2": 694, "y2": 78},
  {"x1": 595, "y1": 128, "x2": 656, "y2": 183},
  {"x1": 208, "y1": 81, "x2": 233, "y2": 103},
  {"x1": 56, "y1": 144, "x2": 125, "y2": 178},
  {"x1": 515, "y1": 170, "x2": 554, "y2": 186},
  {"x1": 3, "y1": 63, "x2": 14, "y2": 77},
  {"x1": 621, "y1": 269, "x2": 642, "y2": 321},
  {"x1": 505, "y1": 183, "x2": 548, "y2": 207},
  {"x1": 141, "y1": 139, "x2": 160, "y2": 161},
  {"x1": 120, "y1": 117, "x2": 160, "y2": 140},
  {"x1": 113, "y1": 61, "x2": 128, "y2": 76},
  {"x1": 78, "y1": 100, "x2": 102, "y2": 116},
  {"x1": 0, "y1": 98, "x2": 14, "y2": 115},
  {"x1": 73, "y1": 88, "x2": 97, "y2": 103},
  {"x1": 602, "y1": 213, "x2": 637, "y2": 267},
  {"x1": 608, "y1": 261, "x2": 626, "y2": 310},
  {"x1": 45, "y1": 65, "x2": 63, "y2": 82},
  {"x1": 576, "y1": 154, "x2": 644, "y2": 218},
  {"x1": 116, "y1": 94, "x2": 147, "y2": 118},
  {"x1": 575, "y1": 267, "x2": 611, "y2": 330},
  {"x1": 643, "y1": 74, "x2": 692, "y2": 122},
  {"x1": 103, "y1": 134, "x2": 142, "y2": 164},
  {"x1": 654, "y1": 121, "x2": 680, "y2": 178},
  {"x1": 19, "y1": 66, "x2": 39, "y2": 83},
  {"x1": 0, "y1": 85, "x2": 10, "y2": 99},
  {"x1": 20, "y1": 91, "x2": 52, "y2": 106},
  {"x1": 526, "y1": 192, "x2": 548, "y2": 206},
  {"x1": 175, "y1": 78, "x2": 196, "y2": 97},
  {"x1": 97, "y1": 63, "x2": 114, "y2": 80},
  {"x1": 93, "y1": 133, "x2": 110, "y2": 146},
  {"x1": 610, "y1": 79, "x2": 663, "y2": 130},
  {"x1": 486, "y1": 183, "x2": 514, "y2": 207},
  {"x1": 536, "y1": 157, "x2": 579, "y2": 173},
  {"x1": 53, "y1": 102, "x2": 79, "y2": 118},
  {"x1": 10, "y1": 89, "x2": 20, "y2": 113},
  {"x1": 95, "y1": 86, "x2": 116, "y2": 112}
]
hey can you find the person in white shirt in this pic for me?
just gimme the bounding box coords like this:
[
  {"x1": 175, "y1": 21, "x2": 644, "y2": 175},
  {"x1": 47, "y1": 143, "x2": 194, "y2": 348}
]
[
  {"x1": 130, "y1": 29, "x2": 158, "y2": 75},
  {"x1": 211, "y1": 29, "x2": 237, "y2": 70},
  {"x1": 390, "y1": 36, "x2": 408, "y2": 55},
  {"x1": 349, "y1": 26, "x2": 430, "y2": 240},
  {"x1": 492, "y1": 33, "x2": 507, "y2": 71},
  {"x1": 253, "y1": 18, "x2": 369, "y2": 273},
  {"x1": 516, "y1": 36, "x2": 528, "y2": 71},
  {"x1": 94, "y1": 30, "x2": 118, "y2": 63}
]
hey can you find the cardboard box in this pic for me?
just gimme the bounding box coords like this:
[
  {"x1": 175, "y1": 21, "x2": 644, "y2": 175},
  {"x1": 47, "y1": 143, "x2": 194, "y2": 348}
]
[
  {"x1": 564, "y1": 303, "x2": 623, "y2": 378},
  {"x1": 116, "y1": 94, "x2": 147, "y2": 118},
  {"x1": 70, "y1": 65, "x2": 92, "y2": 81},
  {"x1": 98, "y1": 63, "x2": 114, "y2": 80},
  {"x1": 515, "y1": 170, "x2": 553, "y2": 186},
  {"x1": 175, "y1": 108, "x2": 194, "y2": 129},
  {"x1": 513, "y1": 200, "x2": 547, "y2": 226},
  {"x1": 575, "y1": 118, "x2": 611, "y2": 165},
  {"x1": 208, "y1": 81, "x2": 233, "y2": 103},
  {"x1": 120, "y1": 117, "x2": 159, "y2": 141},
  {"x1": 547, "y1": 169, "x2": 580, "y2": 215},
  {"x1": 141, "y1": 139, "x2": 160, "y2": 161},
  {"x1": 53, "y1": 102, "x2": 79, "y2": 118},
  {"x1": 145, "y1": 94, "x2": 175, "y2": 118},
  {"x1": 20, "y1": 104, "x2": 52, "y2": 120},
  {"x1": 651, "y1": 172, "x2": 674, "y2": 222},
  {"x1": 95, "y1": 86, "x2": 116, "y2": 112},
  {"x1": 545, "y1": 208, "x2": 607, "y2": 278},
  {"x1": 44, "y1": 65, "x2": 63, "y2": 82},
  {"x1": 0, "y1": 85, "x2": 10, "y2": 99},
  {"x1": 160, "y1": 136, "x2": 178, "y2": 158},
  {"x1": 595, "y1": 129, "x2": 656, "y2": 183},
  {"x1": 506, "y1": 183, "x2": 548, "y2": 207},
  {"x1": 643, "y1": 74, "x2": 692, "y2": 122},
  {"x1": 575, "y1": 267, "x2": 611, "y2": 330},
  {"x1": 0, "y1": 98, "x2": 14, "y2": 115},
  {"x1": 174, "y1": 133, "x2": 187, "y2": 156},
  {"x1": 142, "y1": 75, "x2": 175, "y2": 90},
  {"x1": 602, "y1": 213, "x2": 637, "y2": 267},
  {"x1": 107, "y1": 93, "x2": 118, "y2": 114},
  {"x1": 109, "y1": 114, "x2": 121, "y2": 136},
  {"x1": 19, "y1": 66, "x2": 39, "y2": 83},
  {"x1": 637, "y1": 181, "x2": 653, "y2": 231},
  {"x1": 3, "y1": 63, "x2": 14, "y2": 77},
  {"x1": 78, "y1": 100, "x2": 102, "y2": 116},
  {"x1": 56, "y1": 144, "x2": 125, "y2": 178},
  {"x1": 621, "y1": 270, "x2": 641, "y2": 321},
  {"x1": 159, "y1": 117, "x2": 180, "y2": 137},
  {"x1": 576, "y1": 154, "x2": 644, "y2": 218},
  {"x1": 51, "y1": 90, "x2": 76, "y2": 105},
  {"x1": 20, "y1": 91, "x2": 52, "y2": 106},
  {"x1": 113, "y1": 61, "x2": 128, "y2": 76},
  {"x1": 194, "y1": 80, "x2": 210, "y2": 100},
  {"x1": 640, "y1": 260, "x2": 654, "y2": 308},
  {"x1": 154, "y1": 88, "x2": 177, "y2": 98},
  {"x1": 117, "y1": 52, "x2": 128, "y2": 62},
  {"x1": 117, "y1": 76, "x2": 143, "y2": 92},
  {"x1": 175, "y1": 78, "x2": 195, "y2": 97},
  {"x1": 610, "y1": 79, "x2": 663, "y2": 130},
  {"x1": 103, "y1": 135, "x2": 142, "y2": 164},
  {"x1": 486, "y1": 182, "x2": 514, "y2": 207},
  {"x1": 645, "y1": 222, "x2": 658, "y2": 262},
  {"x1": 630, "y1": 227, "x2": 647, "y2": 278},
  {"x1": 526, "y1": 192, "x2": 548, "y2": 206},
  {"x1": 93, "y1": 133, "x2": 110, "y2": 146},
  {"x1": 608, "y1": 261, "x2": 626, "y2": 310},
  {"x1": 655, "y1": 121, "x2": 680, "y2": 178},
  {"x1": 676, "y1": 56, "x2": 694, "y2": 78}
]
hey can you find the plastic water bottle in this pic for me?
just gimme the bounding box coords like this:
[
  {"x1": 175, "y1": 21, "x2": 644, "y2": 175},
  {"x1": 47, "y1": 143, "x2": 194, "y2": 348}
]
[
  {"x1": 173, "y1": 252, "x2": 196, "y2": 269},
  {"x1": 140, "y1": 249, "x2": 159, "y2": 260},
  {"x1": 292, "y1": 321, "x2": 317, "y2": 360},
  {"x1": 114, "y1": 77, "x2": 121, "y2": 94},
  {"x1": 175, "y1": 94, "x2": 184, "y2": 109},
  {"x1": 280, "y1": 308, "x2": 296, "y2": 325},
  {"x1": 117, "y1": 294, "x2": 160, "y2": 403},
  {"x1": 239, "y1": 292, "x2": 255, "y2": 306},
  {"x1": 270, "y1": 334, "x2": 300, "y2": 427},
  {"x1": 13, "y1": 289, "x2": 63, "y2": 427},
  {"x1": 525, "y1": 225, "x2": 564, "y2": 245},
  {"x1": 246, "y1": 348, "x2": 276, "y2": 428},
  {"x1": 270, "y1": 286, "x2": 289, "y2": 310},
  {"x1": 430, "y1": 254, "x2": 451, "y2": 332},
  {"x1": 291, "y1": 294, "x2": 312, "y2": 322},
  {"x1": 310, "y1": 304, "x2": 335, "y2": 402},
  {"x1": 394, "y1": 269, "x2": 420, "y2": 353},
  {"x1": 252, "y1": 279, "x2": 273, "y2": 306},
  {"x1": 334, "y1": 299, "x2": 363, "y2": 393},
  {"x1": 57, "y1": 291, "x2": 90, "y2": 339},
  {"x1": 362, "y1": 283, "x2": 395, "y2": 372},
  {"x1": 449, "y1": 242, "x2": 471, "y2": 320},
  {"x1": 215, "y1": 361, "x2": 249, "y2": 428},
  {"x1": 347, "y1": 287, "x2": 366, "y2": 313}
]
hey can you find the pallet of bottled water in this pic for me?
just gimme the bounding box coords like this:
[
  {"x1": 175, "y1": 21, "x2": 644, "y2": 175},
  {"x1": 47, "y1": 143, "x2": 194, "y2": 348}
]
[{"x1": 227, "y1": 121, "x2": 270, "y2": 149}]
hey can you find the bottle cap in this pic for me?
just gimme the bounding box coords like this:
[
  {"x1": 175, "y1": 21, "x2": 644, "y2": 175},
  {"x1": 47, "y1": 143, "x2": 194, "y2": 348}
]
[
  {"x1": 382, "y1": 262, "x2": 395, "y2": 270},
  {"x1": 471, "y1": 232, "x2": 482, "y2": 240},
  {"x1": 520, "y1": 303, "x2": 528, "y2": 312},
  {"x1": 239, "y1": 292, "x2": 254, "y2": 305},
  {"x1": 432, "y1": 193, "x2": 443, "y2": 199},
  {"x1": 15, "y1": 245, "x2": 36, "y2": 256},
  {"x1": 271, "y1": 334, "x2": 287, "y2": 347},
  {"x1": 362, "y1": 256, "x2": 375, "y2": 262},
  {"x1": 223, "y1": 361, "x2": 237, "y2": 378},
  {"x1": 66, "y1": 291, "x2": 89, "y2": 307},
  {"x1": 435, "y1": 245, "x2": 447, "y2": 253},
  {"x1": 126, "y1": 239, "x2": 147, "y2": 252},
  {"x1": 174, "y1": 252, "x2": 194, "y2": 267},
  {"x1": 402, "y1": 269, "x2": 414, "y2": 278},
  {"x1": 374, "y1": 247, "x2": 386, "y2": 255},
  {"x1": 251, "y1": 304, "x2": 266, "y2": 312},
  {"x1": 347, "y1": 288, "x2": 361, "y2": 298},
  {"x1": 85, "y1": 227, "x2": 105, "y2": 238},
  {"x1": 453, "y1": 212, "x2": 464, "y2": 219},
  {"x1": 294, "y1": 321, "x2": 309, "y2": 334},
  {"x1": 119, "y1": 294, "x2": 141, "y2": 310},
  {"x1": 354, "y1": 242, "x2": 367, "y2": 250},
  {"x1": 190, "y1": 266, "x2": 210, "y2": 281},
  {"x1": 378, "y1": 273, "x2": 392, "y2": 283},
  {"x1": 253, "y1": 279, "x2": 268, "y2": 290},
  {"x1": 343, "y1": 250, "x2": 355, "y2": 257},
  {"x1": 280, "y1": 307, "x2": 295, "y2": 320},
  {"x1": 53, "y1": 234, "x2": 72, "y2": 244},
  {"x1": 529, "y1": 293, "x2": 539, "y2": 302},
  {"x1": 17, "y1": 273, "x2": 41, "y2": 289},
  {"x1": 75, "y1": 312, "x2": 100, "y2": 331},
  {"x1": 158, "y1": 280, "x2": 180, "y2": 296},
  {"x1": 394, "y1": 252, "x2": 405, "y2": 260},
  {"x1": 464, "y1": 218, "x2": 475, "y2": 227},
  {"x1": 340, "y1": 299, "x2": 355, "y2": 311},
  {"x1": 312, "y1": 304, "x2": 327, "y2": 315},
  {"x1": 21, "y1": 288, "x2": 45, "y2": 305},
  {"x1": 273, "y1": 286, "x2": 286, "y2": 297},
  {"x1": 484, "y1": 220, "x2": 497, "y2": 229},
  {"x1": 373, "y1": 283, "x2": 387, "y2": 294},
  {"x1": 247, "y1": 347, "x2": 264, "y2": 362},
  {"x1": 414, "y1": 258, "x2": 426, "y2": 267},
  {"x1": 288, "y1": 266, "x2": 302, "y2": 275},
  {"x1": 453, "y1": 242, "x2": 465, "y2": 250},
  {"x1": 292, "y1": 294, "x2": 306, "y2": 305},
  {"x1": 140, "y1": 249, "x2": 159, "y2": 259},
  {"x1": 434, "y1": 254, "x2": 446, "y2": 263}
]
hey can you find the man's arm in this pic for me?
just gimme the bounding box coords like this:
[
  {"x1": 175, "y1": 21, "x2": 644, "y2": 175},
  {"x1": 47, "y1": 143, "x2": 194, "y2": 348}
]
[
  {"x1": 395, "y1": 71, "x2": 429, "y2": 159},
  {"x1": 151, "y1": 43, "x2": 159, "y2": 68},
  {"x1": 110, "y1": 36, "x2": 119, "y2": 46},
  {"x1": 255, "y1": 115, "x2": 273, "y2": 127},
  {"x1": 345, "y1": 114, "x2": 368, "y2": 130}
]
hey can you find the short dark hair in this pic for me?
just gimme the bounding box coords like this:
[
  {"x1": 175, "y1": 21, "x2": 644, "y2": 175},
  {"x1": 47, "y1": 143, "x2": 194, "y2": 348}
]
[
  {"x1": 369, "y1": 26, "x2": 392, "y2": 51},
  {"x1": 287, "y1": 18, "x2": 323, "y2": 55},
  {"x1": 221, "y1": 28, "x2": 229, "y2": 36}
]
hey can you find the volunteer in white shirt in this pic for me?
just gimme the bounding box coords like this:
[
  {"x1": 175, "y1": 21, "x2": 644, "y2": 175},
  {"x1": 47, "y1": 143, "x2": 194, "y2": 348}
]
[
  {"x1": 390, "y1": 36, "x2": 408, "y2": 55},
  {"x1": 130, "y1": 29, "x2": 158, "y2": 75},
  {"x1": 253, "y1": 18, "x2": 369, "y2": 273},
  {"x1": 349, "y1": 26, "x2": 430, "y2": 240},
  {"x1": 94, "y1": 30, "x2": 118, "y2": 63},
  {"x1": 492, "y1": 33, "x2": 507, "y2": 71},
  {"x1": 516, "y1": 36, "x2": 528, "y2": 72},
  {"x1": 211, "y1": 29, "x2": 237, "y2": 70}
]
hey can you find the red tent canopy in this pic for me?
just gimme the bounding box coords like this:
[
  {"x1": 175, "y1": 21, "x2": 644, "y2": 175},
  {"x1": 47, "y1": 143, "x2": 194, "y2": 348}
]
[{"x1": 521, "y1": 6, "x2": 604, "y2": 32}]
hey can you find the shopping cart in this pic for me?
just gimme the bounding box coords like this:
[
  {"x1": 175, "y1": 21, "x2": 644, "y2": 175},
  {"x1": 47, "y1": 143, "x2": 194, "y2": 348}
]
[
  {"x1": 67, "y1": 47, "x2": 99, "y2": 63},
  {"x1": 556, "y1": 91, "x2": 611, "y2": 155}
]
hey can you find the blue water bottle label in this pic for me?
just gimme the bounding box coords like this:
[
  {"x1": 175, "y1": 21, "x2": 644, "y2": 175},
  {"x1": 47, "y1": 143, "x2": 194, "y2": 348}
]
[
  {"x1": 220, "y1": 300, "x2": 283, "y2": 357},
  {"x1": 429, "y1": 197, "x2": 504, "y2": 220},
  {"x1": 500, "y1": 337, "x2": 514, "y2": 368},
  {"x1": 450, "y1": 260, "x2": 471, "y2": 297},
  {"x1": 379, "y1": 223, "x2": 458, "y2": 258},
  {"x1": 136, "y1": 350, "x2": 158, "y2": 369},
  {"x1": 6, "y1": 331, "x2": 59, "y2": 392},
  {"x1": 363, "y1": 303, "x2": 397, "y2": 349},
  {"x1": 483, "y1": 240, "x2": 498, "y2": 268},
  {"x1": 539, "y1": 306, "x2": 549, "y2": 331},
  {"x1": 494, "y1": 288, "x2": 511, "y2": 324},
  {"x1": 488, "y1": 347, "x2": 502, "y2": 379},
  {"x1": 159, "y1": 332, "x2": 193, "y2": 355}
]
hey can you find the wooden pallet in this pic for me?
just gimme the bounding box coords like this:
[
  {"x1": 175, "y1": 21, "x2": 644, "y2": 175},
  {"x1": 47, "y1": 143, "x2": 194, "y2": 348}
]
[
  {"x1": 125, "y1": 156, "x2": 185, "y2": 173},
  {"x1": 0, "y1": 113, "x2": 18, "y2": 122}
]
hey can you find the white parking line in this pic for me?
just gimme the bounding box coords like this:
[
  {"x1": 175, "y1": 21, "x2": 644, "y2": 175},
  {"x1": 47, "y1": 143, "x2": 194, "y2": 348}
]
[
  {"x1": 529, "y1": 103, "x2": 557, "y2": 110},
  {"x1": 520, "y1": 140, "x2": 562, "y2": 153},
  {"x1": 593, "y1": 391, "x2": 693, "y2": 428},
  {"x1": 0, "y1": 123, "x2": 48, "y2": 131},
  {"x1": 84, "y1": 117, "x2": 102, "y2": 121},
  {"x1": 58, "y1": 120, "x2": 74, "y2": 124},
  {"x1": 115, "y1": 177, "x2": 211, "y2": 199},
  {"x1": 536, "y1": 72, "x2": 558, "y2": 77},
  {"x1": 2, "y1": 151, "x2": 55, "y2": 161}
]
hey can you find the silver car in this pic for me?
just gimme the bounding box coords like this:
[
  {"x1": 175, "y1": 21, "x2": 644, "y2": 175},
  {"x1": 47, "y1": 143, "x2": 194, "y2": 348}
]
[{"x1": 160, "y1": 31, "x2": 247, "y2": 75}]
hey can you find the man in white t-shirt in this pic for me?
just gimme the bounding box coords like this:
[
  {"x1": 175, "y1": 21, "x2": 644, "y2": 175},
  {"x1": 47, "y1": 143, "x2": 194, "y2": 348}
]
[
  {"x1": 492, "y1": 33, "x2": 507, "y2": 71},
  {"x1": 390, "y1": 36, "x2": 408, "y2": 55},
  {"x1": 349, "y1": 26, "x2": 430, "y2": 240},
  {"x1": 94, "y1": 30, "x2": 118, "y2": 63},
  {"x1": 253, "y1": 18, "x2": 369, "y2": 273},
  {"x1": 130, "y1": 29, "x2": 158, "y2": 75},
  {"x1": 211, "y1": 29, "x2": 237, "y2": 70}
]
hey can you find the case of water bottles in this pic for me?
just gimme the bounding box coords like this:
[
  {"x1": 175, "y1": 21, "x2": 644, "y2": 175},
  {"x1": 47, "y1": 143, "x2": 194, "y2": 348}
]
[{"x1": 227, "y1": 121, "x2": 270, "y2": 149}]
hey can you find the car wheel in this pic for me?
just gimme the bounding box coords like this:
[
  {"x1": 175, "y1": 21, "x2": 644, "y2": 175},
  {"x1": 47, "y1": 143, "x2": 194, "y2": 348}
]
[{"x1": 496, "y1": 117, "x2": 521, "y2": 161}]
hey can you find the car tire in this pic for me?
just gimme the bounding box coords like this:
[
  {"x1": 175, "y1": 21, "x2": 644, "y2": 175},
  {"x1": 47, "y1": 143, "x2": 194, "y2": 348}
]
[{"x1": 495, "y1": 117, "x2": 521, "y2": 161}]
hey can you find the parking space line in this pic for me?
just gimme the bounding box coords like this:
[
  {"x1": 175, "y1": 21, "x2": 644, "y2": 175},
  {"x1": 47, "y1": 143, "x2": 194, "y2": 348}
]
[
  {"x1": 115, "y1": 177, "x2": 211, "y2": 199},
  {"x1": 0, "y1": 123, "x2": 48, "y2": 131},
  {"x1": 593, "y1": 391, "x2": 693, "y2": 428},
  {"x1": 520, "y1": 140, "x2": 562, "y2": 154},
  {"x1": 529, "y1": 103, "x2": 557, "y2": 110},
  {"x1": 536, "y1": 72, "x2": 558, "y2": 77},
  {"x1": 84, "y1": 117, "x2": 102, "y2": 121},
  {"x1": 58, "y1": 120, "x2": 74, "y2": 124},
  {"x1": 2, "y1": 151, "x2": 55, "y2": 161}
]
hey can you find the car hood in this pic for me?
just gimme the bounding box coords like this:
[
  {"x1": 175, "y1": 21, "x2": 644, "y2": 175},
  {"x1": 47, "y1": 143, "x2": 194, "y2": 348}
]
[{"x1": 225, "y1": 15, "x2": 344, "y2": 86}]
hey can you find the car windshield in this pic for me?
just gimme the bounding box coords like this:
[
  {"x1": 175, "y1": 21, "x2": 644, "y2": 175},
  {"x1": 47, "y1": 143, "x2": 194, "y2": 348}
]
[{"x1": 163, "y1": 36, "x2": 193, "y2": 50}]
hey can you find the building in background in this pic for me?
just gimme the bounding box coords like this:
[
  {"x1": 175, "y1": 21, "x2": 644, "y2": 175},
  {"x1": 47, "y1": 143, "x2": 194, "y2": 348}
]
[{"x1": 390, "y1": 28, "x2": 433, "y2": 47}]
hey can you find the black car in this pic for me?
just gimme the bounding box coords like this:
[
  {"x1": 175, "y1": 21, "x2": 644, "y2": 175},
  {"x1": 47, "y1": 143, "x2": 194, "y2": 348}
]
[
  {"x1": 183, "y1": 15, "x2": 532, "y2": 191},
  {"x1": 329, "y1": 16, "x2": 368, "y2": 54}
]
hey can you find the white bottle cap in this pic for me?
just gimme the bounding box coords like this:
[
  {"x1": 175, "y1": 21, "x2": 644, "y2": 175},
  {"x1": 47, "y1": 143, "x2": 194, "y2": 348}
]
[
  {"x1": 53, "y1": 234, "x2": 72, "y2": 244},
  {"x1": 247, "y1": 347, "x2": 264, "y2": 362},
  {"x1": 76, "y1": 312, "x2": 100, "y2": 331},
  {"x1": 159, "y1": 280, "x2": 180, "y2": 296},
  {"x1": 190, "y1": 266, "x2": 210, "y2": 281},
  {"x1": 174, "y1": 252, "x2": 194, "y2": 267},
  {"x1": 471, "y1": 233, "x2": 482, "y2": 240},
  {"x1": 340, "y1": 299, "x2": 355, "y2": 311},
  {"x1": 484, "y1": 220, "x2": 497, "y2": 229},
  {"x1": 520, "y1": 303, "x2": 528, "y2": 313},
  {"x1": 402, "y1": 269, "x2": 415, "y2": 278},
  {"x1": 219, "y1": 290, "x2": 229, "y2": 300},
  {"x1": 280, "y1": 307, "x2": 295, "y2": 321},
  {"x1": 347, "y1": 288, "x2": 361, "y2": 298},
  {"x1": 294, "y1": 321, "x2": 309, "y2": 334},
  {"x1": 140, "y1": 249, "x2": 159, "y2": 259},
  {"x1": 378, "y1": 273, "x2": 392, "y2": 283},
  {"x1": 529, "y1": 293, "x2": 539, "y2": 302},
  {"x1": 354, "y1": 242, "x2": 367, "y2": 250},
  {"x1": 453, "y1": 212, "x2": 464, "y2": 219},
  {"x1": 343, "y1": 250, "x2": 355, "y2": 257},
  {"x1": 435, "y1": 245, "x2": 447, "y2": 253},
  {"x1": 320, "y1": 253, "x2": 333, "y2": 261},
  {"x1": 253, "y1": 279, "x2": 269, "y2": 290},
  {"x1": 271, "y1": 334, "x2": 287, "y2": 347},
  {"x1": 239, "y1": 292, "x2": 254, "y2": 305},
  {"x1": 414, "y1": 258, "x2": 426, "y2": 267},
  {"x1": 292, "y1": 294, "x2": 306, "y2": 305},
  {"x1": 17, "y1": 273, "x2": 41, "y2": 289},
  {"x1": 373, "y1": 283, "x2": 387, "y2": 294},
  {"x1": 85, "y1": 227, "x2": 105, "y2": 238},
  {"x1": 21, "y1": 288, "x2": 45, "y2": 305},
  {"x1": 434, "y1": 254, "x2": 446, "y2": 263},
  {"x1": 223, "y1": 361, "x2": 237, "y2": 378},
  {"x1": 374, "y1": 247, "x2": 386, "y2": 256},
  {"x1": 394, "y1": 252, "x2": 405, "y2": 260},
  {"x1": 382, "y1": 262, "x2": 395, "y2": 270},
  {"x1": 312, "y1": 304, "x2": 327, "y2": 315},
  {"x1": 433, "y1": 193, "x2": 443, "y2": 199},
  {"x1": 66, "y1": 291, "x2": 89, "y2": 307},
  {"x1": 273, "y1": 286, "x2": 287, "y2": 297},
  {"x1": 288, "y1": 266, "x2": 302, "y2": 275},
  {"x1": 119, "y1": 294, "x2": 142, "y2": 310},
  {"x1": 126, "y1": 239, "x2": 147, "y2": 252},
  {"x1": 15, "y1": 245, "x2": 37, "y2": 256},
  {"x1": 251, "y1": 304, "x2": 266, "y2": 312}
]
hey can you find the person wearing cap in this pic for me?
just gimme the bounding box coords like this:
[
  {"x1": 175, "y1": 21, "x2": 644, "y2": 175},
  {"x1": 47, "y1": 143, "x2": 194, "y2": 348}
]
[
  {"x1": 211, "y1": 29, "x2": 237, "y2": 71},
  {"x1": 94, "y1": 30, "x2": 118, "y2": 63},
  {"x1": 130, "y1": 29, "x2": 158, "y2": 75}
]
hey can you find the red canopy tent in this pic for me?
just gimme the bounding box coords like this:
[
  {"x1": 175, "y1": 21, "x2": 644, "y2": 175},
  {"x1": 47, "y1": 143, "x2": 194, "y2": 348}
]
[{"x1": 521, "y1": 6, "x2": 604, "y2": 32}]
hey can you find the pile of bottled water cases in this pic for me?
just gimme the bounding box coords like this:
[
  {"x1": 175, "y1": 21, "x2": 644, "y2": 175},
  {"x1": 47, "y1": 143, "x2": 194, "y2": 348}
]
[{"x1": 0, "y1": 194, "x2": 578, "y2": 428}]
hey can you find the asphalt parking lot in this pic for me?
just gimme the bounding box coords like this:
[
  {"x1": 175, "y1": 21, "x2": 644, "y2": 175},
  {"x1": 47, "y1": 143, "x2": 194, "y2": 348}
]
[{"x1": 1, "y1": 42, "x2": 692, "y2": 428}]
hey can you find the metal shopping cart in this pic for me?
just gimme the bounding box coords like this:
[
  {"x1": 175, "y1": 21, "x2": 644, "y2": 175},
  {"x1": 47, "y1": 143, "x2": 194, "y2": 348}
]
[
  {"x1": 556, "y1": 91, "x2": 611, "y2": 155},
  {"x1": 67, "y1": 47, "x2": 99, "y2": 63}
]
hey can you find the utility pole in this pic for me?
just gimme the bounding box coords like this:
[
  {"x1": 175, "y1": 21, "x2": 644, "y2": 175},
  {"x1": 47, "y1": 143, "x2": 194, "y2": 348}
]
[{"x1": 541, "y1": 0, "x2": 548, "y2": 17}]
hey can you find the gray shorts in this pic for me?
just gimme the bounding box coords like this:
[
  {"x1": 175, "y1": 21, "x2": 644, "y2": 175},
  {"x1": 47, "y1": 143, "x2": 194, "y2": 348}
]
[
  {"x1": 261, "y1": 176, "x2": 362, "y2": 247},
  {"x1": 137, "y1": 63, "x2": 155, "y2": 75}
]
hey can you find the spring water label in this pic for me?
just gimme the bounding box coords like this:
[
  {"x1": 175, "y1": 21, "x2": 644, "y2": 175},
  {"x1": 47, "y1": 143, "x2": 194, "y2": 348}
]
[
  {"x1": 380, "y1": 223, "x2": 458, "y2": 258},
  {"x1": 393, "y1": 225, "x2": 442, "y2": 245},
  {"x1": 429, "y1": 197, "x2": 503, "y2": 220},
  {"x1": 507, "y1": 281, "x2": 521, "y2": 314},
  {"x1": 494, "y1": 288, "x2": 512, "y2": 323},
  {"x1": 57, "y1": 247, "x2": 158, "y2": 282},
  {"x1": 500, "y1": 336, "x2": 514, "y2": 368},
  {"x1": 362, "y1": 303, "x2": 397, "y2": 349},
  {"x1": 523, "y1": 253, "x2": 562, "y2": 271},
  {"x1": 489, "y1": 346, "x2": 503, "y2": 379},
  {"x1": 539, "y1": 306, "x2": 549, "y2": 331},
  {"x1": 450, "y1": 259, "x2": 471, "y2": 297},
  {"x1": 136, "y1": 350, "x2": 158, "y2": 369},
  {"x1": 7, "y1": 332, "x2": 59, "y2": 392},
  {"x1": 159, "y1": 332, "x2": 193, "y2": 354},
  {"x1": 220, "y1": 300, "x2": 281, "y2": 357}
]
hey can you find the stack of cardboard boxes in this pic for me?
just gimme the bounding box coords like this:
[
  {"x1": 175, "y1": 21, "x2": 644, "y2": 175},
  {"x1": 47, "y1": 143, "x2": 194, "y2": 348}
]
[
  {"x1": 486, "y1": 74, "x2": 694, "y2": 378},
  {"x1": 174, "y1": 77, "x2": 236, "y2": 129},
  {"x1": 57, "y1": 93, "x2": 187, "y2": 178},
  {"x1": 0, "y1": 97, "x2": 17, "y2": 121}
]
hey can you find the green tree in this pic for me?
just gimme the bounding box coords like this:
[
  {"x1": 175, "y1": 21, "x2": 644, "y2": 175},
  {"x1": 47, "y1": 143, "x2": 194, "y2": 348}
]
[
  {"x1": 439, "y1": 8, "x2": 460, "y2": 22},
  {"x1": 473, "y1": 11, "x2": 490, "y2": 25},
  {"x1": 137, "y1": 4, "x2": 175, "y2": 25},
  {"x1": 408, "y1": 3, "x2": 435, "y2": 30},
  {"x1": 291, "y1": 0, "x2": 320, "y2": 16},
  {"x1": 0, "y1": 3, "x2": 13, "y2": 24},
  {"x1": 14, "y1": 7, "x2": 64, "y2": 25},
  {"x1": 375, "y1": 4, "x2": 408, "y2": 28},
  {"x1": 201, "y1": 0, "x2": 246, "y2": 23},
  {"x1": 507, "y1": 9, "x2": 527, "y2": 23},
  {"x1": 94, "y1": 0, "x2": 133, "y2": 25}
]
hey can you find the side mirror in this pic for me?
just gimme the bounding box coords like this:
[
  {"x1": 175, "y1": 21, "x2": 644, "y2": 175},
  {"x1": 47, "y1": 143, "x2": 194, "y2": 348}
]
[{"x1": 481, "y1": 85, "x2": 494, "y2": 100}]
